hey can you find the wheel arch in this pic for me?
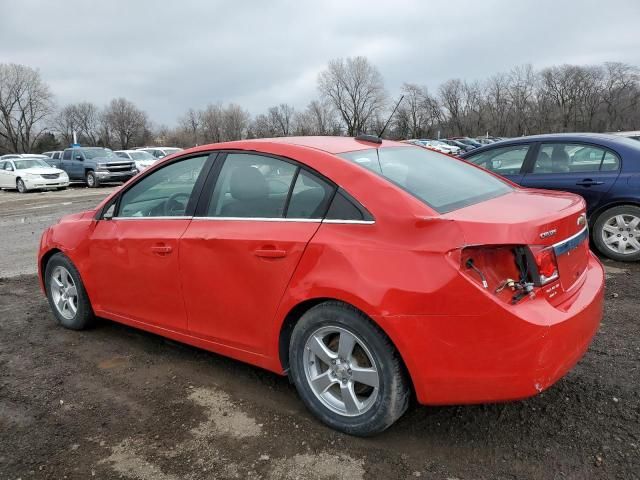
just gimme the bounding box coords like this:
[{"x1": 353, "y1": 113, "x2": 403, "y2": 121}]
[
  {"x1": 277, "y1": 297, "x2": 416, "y2": 397},
  {"x1": 590, "y1": 199, "x2": 640, "y2": 228},
  {"x1": 39, "y1": 247, "x2": 63, "y2": 288}
]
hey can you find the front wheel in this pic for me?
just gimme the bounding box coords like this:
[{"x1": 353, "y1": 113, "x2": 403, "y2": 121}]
[
  {"x1": 85, "y1": 170, "x2": 99, "y2": 188},
  {"x1": 16, "y1": 178, "x2": 27, "y2": 193},
  {"x1": 289, "y1": 302, "x2": 410, "y2": 436},
  {"x1": 44, "y1": 253, "x2": 96, "y2": 330},
  {"x1": 592, "y1": 205, "x2": 640, "y2": 262}
]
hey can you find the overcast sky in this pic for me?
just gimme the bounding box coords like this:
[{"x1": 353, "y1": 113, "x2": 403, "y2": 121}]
[{"x1": 1, "y1": 0, "x2": 639, "y2": 125}]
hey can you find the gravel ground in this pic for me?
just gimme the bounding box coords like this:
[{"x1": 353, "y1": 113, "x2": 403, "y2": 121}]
[{"x1": 0, "y1": 186, "x2": 638, "y2": 480}]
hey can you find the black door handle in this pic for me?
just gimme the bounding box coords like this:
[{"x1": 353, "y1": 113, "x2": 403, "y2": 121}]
[{"x1": 576, "y1": 179, "x2": 604, "y2": 186}]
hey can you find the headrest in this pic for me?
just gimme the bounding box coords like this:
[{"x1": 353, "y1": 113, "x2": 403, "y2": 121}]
[{"x1": 229, "y1": 166, "x2": 268, "y2": 201}]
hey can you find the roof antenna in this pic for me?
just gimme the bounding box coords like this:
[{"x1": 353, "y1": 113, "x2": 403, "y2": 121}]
[{"x1": 378, "y1": 95, "x2": 404, "y2": 139}]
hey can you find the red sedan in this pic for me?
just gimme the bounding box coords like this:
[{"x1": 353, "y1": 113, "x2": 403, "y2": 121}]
[{"x1": 38, "y1": 136, "x2": 604, "y2": 436}]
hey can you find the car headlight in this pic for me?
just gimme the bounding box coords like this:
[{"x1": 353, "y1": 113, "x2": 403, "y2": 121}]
[
  {"x1": 60, "y1": 171, "x2": 68, "y2": 178},
  {"x1": 26, "y1": 173, "x2": 39, "y2": 179},
  {"x1": 97, "y1": 162, "x2": 108, "y2": 169}
]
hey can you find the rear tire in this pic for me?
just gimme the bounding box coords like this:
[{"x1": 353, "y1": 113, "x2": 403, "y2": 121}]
[
  {"x1": 16, "y1": 178, "x2": 27, "y2": 193},
  {"x1": 592, "y1": 205, "x2": 640, "y2": 262},
  {"x1": 289, "y1": 302, "x2": 410, "y2": 436},
  {"x1": 44, "y1": 253, "x2": 96, "y2": 330},
  {"x1": 86, "y1": 170, "x2": 99, "y2": 188}
]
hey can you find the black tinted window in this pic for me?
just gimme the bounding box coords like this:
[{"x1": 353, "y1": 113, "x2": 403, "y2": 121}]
[
  {"x1": 286, "y1": 170, "x2": 334, "y2": 219},
  {"x1": 325, "y1": 191, "x2": 371, "y2": 221},
  {"x1": 467, "y1": 145, "x2": 529, "y2": 175},
  {"x1": 62, "y1": 150, "x2": 72, "y2": 160}
]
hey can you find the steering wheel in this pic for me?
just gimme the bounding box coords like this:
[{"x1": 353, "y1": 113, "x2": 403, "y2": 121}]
[{"x1": 164, "y1": 192, "x2": 190, "y2": 216}]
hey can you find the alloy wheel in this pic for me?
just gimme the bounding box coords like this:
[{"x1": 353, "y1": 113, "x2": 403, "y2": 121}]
[
  {"x1": 303, "y1": 326, "x2": 379, "y2": 417},
  {"x1": 601, "y1": 214, "x2": 640, "y2": 256},
  {"x1": 50, "y1": 266, "x2": 78, "y2": 320}
]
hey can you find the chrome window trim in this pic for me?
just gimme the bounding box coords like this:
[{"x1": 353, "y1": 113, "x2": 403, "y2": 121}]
[
  {"x1": 113, "y1": 216, "x2": 192, "y2": 220},
  {"x1": 322, "y1": 219, "x2": 376, "y2": 225},
  {"x1": 192, "y1": 216, "x2": 321, "y2": 223}
]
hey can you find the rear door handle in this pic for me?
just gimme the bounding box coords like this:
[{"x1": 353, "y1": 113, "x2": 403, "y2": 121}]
[
  {"x1": 151, "y1": 244, "x2": 173, "y2": 255},
  {"x1": 576, "y1": 179, "x2": 604, "y2": 186},
  {"x1": 254, "y1": 248, "x2": 287, "y2": 258}
]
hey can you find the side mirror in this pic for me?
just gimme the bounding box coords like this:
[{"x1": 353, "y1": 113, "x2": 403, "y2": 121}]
[
  {"x1": 102, "y1": 203, "x2": 115, "y2": 220},
  {"x1": 75, "y1": 155, "x2": 83, "y2": 161}
]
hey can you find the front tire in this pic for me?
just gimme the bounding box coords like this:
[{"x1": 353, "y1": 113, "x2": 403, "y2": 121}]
[
  {"x1": 592, "y1": 205, "x2": 640, "y2": 262},
  {"x1": 44, "y1": 253, "x2": 96, "y2": 330},
  {"x1": 86, "y1": 170, "x2": 99, "y2": 188},
  {"x1": 289, "y1": 302, "x2": 410, "y2": 436},
  {"x1": 16, "y1": 178, "x2": 27, "y2": 193}
]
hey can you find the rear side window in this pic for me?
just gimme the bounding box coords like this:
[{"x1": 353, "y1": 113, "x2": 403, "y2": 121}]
[
  {"x1": 207, "y1": 153, "x2": 297, "y2": 218},
  {"x1": 339, "y1": 146, "x2": 511, "y2": 214},
  {"x1": 325, "y1": 190, "x2": 372, "y2": 221},
  {"x1": 532, "y1": 143, "x2": 620, "y2": 174},
  {"x1": 466, "y1": 144, "x2": 530, "y2": 175}
]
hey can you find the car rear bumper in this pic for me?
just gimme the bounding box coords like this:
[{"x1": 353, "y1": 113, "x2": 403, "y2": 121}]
[{"x1": 375, "y1": 253, "x2": 604, "y2": 405}]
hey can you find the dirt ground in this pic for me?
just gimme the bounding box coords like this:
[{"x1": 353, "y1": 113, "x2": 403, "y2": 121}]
[{"x1": 0, "y1": 187, "x2": 639, "y2": 479}]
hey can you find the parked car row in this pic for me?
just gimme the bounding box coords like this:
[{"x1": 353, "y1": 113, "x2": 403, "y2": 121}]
[
  {"x1": 405, "y1": 136, "x2": 507, "y2": 155},
  {"x1": 0, "y1": 146, "x2": 183, "y2": 192}
]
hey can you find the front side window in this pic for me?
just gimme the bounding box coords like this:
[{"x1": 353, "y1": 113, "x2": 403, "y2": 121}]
[
  {"x1": 62, "y1": 150, "x2": 72, "y2": 160},
  {"x1": 207, "y1": 153, "x2": 297, "y2": 218},
  {"x1": 532, "y1": 143, "x2": 620, "y2": 174},
  {"x1": 117, "y1": 156, "x2": 207, "y2": 218},
  {"x1": 466, "y1": 144, "x2": 529, "y2": 175},
  {"x1": 339, "y1": 146, "x2": 511, "y2": 214}
]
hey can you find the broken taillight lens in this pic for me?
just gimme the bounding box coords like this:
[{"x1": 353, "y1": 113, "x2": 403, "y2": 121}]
[{"x1": 530, "y1": 245, "x2": 559, "y2": 285}]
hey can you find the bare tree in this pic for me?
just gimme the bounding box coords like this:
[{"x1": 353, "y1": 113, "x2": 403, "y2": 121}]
[
  {"x1": 178, "y1": 108, "x2": 200, "y2": 146},
  {"x1": 438, "y1": 79, "x2": 465, "y2": 135},
  {"x1": 221, "y1": 103, "x2": 250, "y2": 141},
  {"x1": 318, "y1": 56, "x2": 386, "y2": 136},
  {"x1": 101, "y1": 98, "x2": 149, "y2": 149},
  {"x1": 0, "y1": 63, "x2": 54, "y2": 153},
  {"x1": 199, "y1": 103, "x2": 224, "y2": 143}
]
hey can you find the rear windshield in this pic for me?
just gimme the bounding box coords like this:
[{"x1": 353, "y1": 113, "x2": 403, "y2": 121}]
[{"x1": 339, "y1": 146, "x2": 512, "y2": 213}]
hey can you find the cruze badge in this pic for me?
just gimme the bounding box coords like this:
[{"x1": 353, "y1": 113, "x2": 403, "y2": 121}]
[{"x1": 540, "y1": 229, "x2": 557, "y2": 239}]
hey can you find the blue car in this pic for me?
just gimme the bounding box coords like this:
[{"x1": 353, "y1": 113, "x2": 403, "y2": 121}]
[{"x1": 459, "y1": 133, "x2": 640, "y2": 262}]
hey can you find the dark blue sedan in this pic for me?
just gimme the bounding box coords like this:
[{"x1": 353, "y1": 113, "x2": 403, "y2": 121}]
[{"x1": 460, "y1": 133, "x2": 640, "y2": 261}]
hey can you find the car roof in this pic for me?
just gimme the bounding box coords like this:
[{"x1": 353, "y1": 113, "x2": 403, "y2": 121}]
[
  {"x1": 224, "y1": 136, "x2": 407, "y2": 154},
  {"x1": 460, "y1": 132, "x2": 640, "y2": 157}
]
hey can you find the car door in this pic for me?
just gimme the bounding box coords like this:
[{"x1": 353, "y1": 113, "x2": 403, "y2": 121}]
[
  {"x1": 88, "y1": 154, "x2": 212, "y2": 331},
  {"x1": 61, "y1": 149, "x2": 77, "y2": 179},
  {"x1": 1, "y1": 161, "x2": 17, "y2": 188},
  {"x1": 179, "y1": 152, "x2": 334, "y2": 354},
  {"x1": 463, "y1": 143, "x2": 531, "y2": 184},
  {"x1": 519, "y1": 142, "x2": 621, "y2": 215}
]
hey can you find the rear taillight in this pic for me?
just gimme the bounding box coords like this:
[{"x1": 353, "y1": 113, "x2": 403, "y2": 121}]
[{"x1": 530, "y1": 245, "x2": 559, "y2": 285}]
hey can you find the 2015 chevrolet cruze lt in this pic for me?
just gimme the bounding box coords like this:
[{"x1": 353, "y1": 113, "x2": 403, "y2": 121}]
[{"x1": 38, "y1": 136, "x2": 604, "y2": 436}]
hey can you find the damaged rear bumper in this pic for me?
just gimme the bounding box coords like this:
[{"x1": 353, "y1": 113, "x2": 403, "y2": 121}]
[{"x1": 375, "y1": 253, "x2": 605, "y2": 405}]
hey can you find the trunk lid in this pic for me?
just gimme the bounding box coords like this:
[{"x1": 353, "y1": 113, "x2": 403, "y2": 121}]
[{"x1": 444, "y1": 188, "x2": 590, "y2": 302}]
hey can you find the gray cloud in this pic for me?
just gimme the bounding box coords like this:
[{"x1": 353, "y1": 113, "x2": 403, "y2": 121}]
[{"x1": 1, "y1": 0, "x2": 639, "y2": 125}]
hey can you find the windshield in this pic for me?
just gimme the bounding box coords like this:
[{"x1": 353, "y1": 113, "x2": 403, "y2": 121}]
[
  {"x1": 130, "y1": 151, "x2": 155, "y2": 160},
  {"x1": 163, "y1": 148, "x2": 182, "y2": 155},
  {"x1": 80, "y1": 149, "x2": 116, "y2": 159},
  {"x1": 339, "y1": 146, "x2": 512, "y2": 213},
  {"x1": 14, "y1": 159, "x2": 51, "y2": 169}
]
